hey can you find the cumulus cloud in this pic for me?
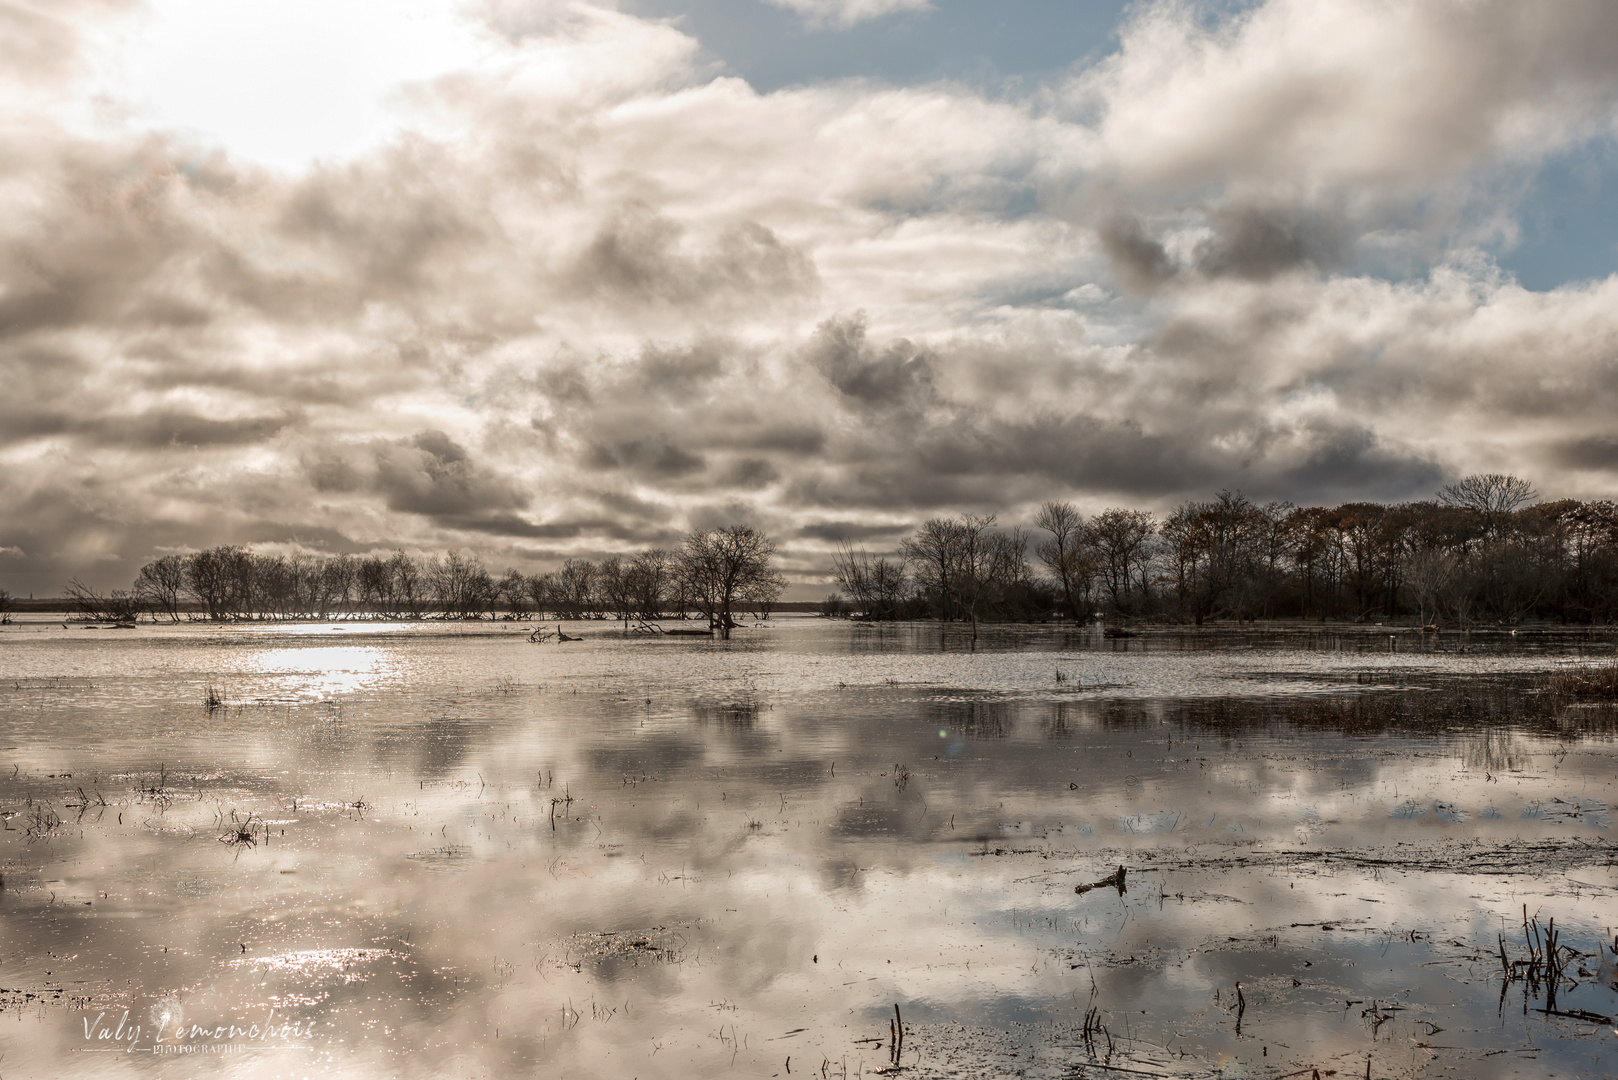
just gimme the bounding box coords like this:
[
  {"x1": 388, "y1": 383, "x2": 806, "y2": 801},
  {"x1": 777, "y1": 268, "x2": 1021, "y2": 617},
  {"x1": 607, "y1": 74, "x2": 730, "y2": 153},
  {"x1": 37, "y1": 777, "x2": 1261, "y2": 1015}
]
[{"x1": 2, "y1": 0, "x2": 1618, "y2": 596}]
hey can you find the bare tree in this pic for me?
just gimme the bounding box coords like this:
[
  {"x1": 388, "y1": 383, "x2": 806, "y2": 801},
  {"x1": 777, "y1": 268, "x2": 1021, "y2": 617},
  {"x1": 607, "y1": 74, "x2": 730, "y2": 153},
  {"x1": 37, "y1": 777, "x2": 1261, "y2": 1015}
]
[
  {"x1": 1438, "y1": 474, "x2": 1538, "y2": 540},
  {"x1": 322, "y1": 554, "x2": 358, "y2": 618},
  {"x1": 599, "y1": 555, "x2": 636, "y2": 626},
  {"x1": 944, "y1": 514, "x2": 1005, "y2": 640},
  {"x1": 429, "y1": 551, "x2": 495, "y2": 618},
  {"x1": 1403, "y1": 549, "x2": 1455, "y2": 628},
  {"x1": 831, "y1": 541, "x2": 910, "y2": 620},
  {"x1": 525, "y1": 571, "x2": 556, "y2": 619},
  {"x1": 389, "y1": 551, "x2": 428, "y2": 619},
  {"x1": 901, "y1": 518, "x2": 965, "y2": 621},
  {"x1": 677, "y1": 524, "x2": 779, "y2": 639},
  {"x1": 628, "y1": 549, "x2": 671, "y2": 619},
  {"x1": 1034, "y1": 501, "x2": 1092, "y2": 620},
  {"x1": 186, "y1": 547, "x2": 249, "y2": 621},
  {"x1": 64, "y1": 578, "x2": 140, "y2": 623},
  {"x1": 1438, "y1": 473, "x2": 1538, "y2": 515},
  {"x1": 556, "y1": 559, "x2": 598, "y2": 620},
  {"x1": 136, "y1": 555, "x2": 187, "y2": 622},
  {"x1": 498, "y1": 568, "x2": 530, "y2": 617},
  {"x1": 0, "y1": 586, "x2": 11, "y2": 624},
  {"x1": 1089, "y1": 508, "x2": 1156, "y2": 614},
  {"x1": 357, "y1": 555, "x2": 393, "y2": 617}
]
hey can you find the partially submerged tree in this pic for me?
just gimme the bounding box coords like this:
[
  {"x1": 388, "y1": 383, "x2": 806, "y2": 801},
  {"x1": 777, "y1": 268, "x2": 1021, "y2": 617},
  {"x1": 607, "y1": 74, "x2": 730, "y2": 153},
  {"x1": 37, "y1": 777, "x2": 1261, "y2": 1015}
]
[
  {"x1": 831, "y1": 541, "x2": 910, "y2": 620},
  {"x1": 135, "y1": 555, "x2": 187, "y2": 622},
  {"x1": 628, "y1": 549, "x2": 671, "y2": 620},
  {"x1": 498, "y1": 568, "x2": 531, "y2": 617},
  {"x1": 677, "y1": 524, "x2": 781, "y2": 639},
  {"x1": 64, "y1": 578, "x2": 140, "y2": 623}
]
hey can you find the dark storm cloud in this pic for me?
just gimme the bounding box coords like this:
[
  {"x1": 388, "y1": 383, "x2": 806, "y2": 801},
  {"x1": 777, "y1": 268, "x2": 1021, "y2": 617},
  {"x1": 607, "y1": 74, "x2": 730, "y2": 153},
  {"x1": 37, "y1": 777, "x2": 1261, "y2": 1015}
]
[
  {"x1": 1550, "y1": 436, "x2": 1618, "y2": 471},
  {"x1": 300, "y1": 433, "x2": 533, "y2": 531},
  {"x1": 795, "y1": 520, "x2": 908, "y2": 543},
  {"x1": 574, "y1": 203, "x2": 819, "y2": 309},
  {"x1": 807, "y1": 313, "x2": 935, "y2": 411},
  {"x1": 632, "y1": 339, "x2": 727, "y2": 395},
  {"x1": 87, "y1": 410, "x2": 300, "y2": 448},
  {"x1": 1097, "y1": 216, "x2": 1175, "y2": 294},
  {"x1": 1194, "y1": 203, "x2": 1349, "y2": 281},
  {"x1": 585, "y1": 437, "x2": 707, "y2": 478},
  {"x1": 369, "y1": 431, "x2": 530, "y2": 519},
  {"x1": 0, "y1": 402, "x2": 298, "y2": 449},
  {"x1": 721, "y1": 457, "x2": 781, "y2": 489}
]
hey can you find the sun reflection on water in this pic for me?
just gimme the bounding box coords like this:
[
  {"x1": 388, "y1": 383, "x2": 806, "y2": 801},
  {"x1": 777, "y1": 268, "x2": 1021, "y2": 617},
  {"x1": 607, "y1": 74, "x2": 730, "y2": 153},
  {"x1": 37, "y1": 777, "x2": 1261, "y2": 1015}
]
[{"x1": 247, "y1": 646, "x2": 389, "y2": 698}]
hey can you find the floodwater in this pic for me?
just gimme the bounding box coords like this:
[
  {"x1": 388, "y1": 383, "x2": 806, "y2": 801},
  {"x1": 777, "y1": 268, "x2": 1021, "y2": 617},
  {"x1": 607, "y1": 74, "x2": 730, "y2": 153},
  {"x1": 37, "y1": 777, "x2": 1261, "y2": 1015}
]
[{"x1": 1, "y1": 616, "x2": 1616, "y2": 1079}]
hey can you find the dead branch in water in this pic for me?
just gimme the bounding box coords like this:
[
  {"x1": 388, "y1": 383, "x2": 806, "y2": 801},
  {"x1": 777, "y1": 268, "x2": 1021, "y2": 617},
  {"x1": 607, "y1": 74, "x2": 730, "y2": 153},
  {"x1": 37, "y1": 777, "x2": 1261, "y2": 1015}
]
[{"x1": 1075, "y1": 865, "x2": 1127, "y2": 896}]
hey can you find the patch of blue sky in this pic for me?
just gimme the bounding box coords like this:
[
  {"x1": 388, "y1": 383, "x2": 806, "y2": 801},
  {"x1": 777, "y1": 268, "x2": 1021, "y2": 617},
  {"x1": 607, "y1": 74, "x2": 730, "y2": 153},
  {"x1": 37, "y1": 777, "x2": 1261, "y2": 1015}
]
[
  {"x1": 621, "y1": 0, "x2": 1135, "y2": 92},
  {"x1": 1495, "y1": 142, "x2": 1618, "y2": 291}
]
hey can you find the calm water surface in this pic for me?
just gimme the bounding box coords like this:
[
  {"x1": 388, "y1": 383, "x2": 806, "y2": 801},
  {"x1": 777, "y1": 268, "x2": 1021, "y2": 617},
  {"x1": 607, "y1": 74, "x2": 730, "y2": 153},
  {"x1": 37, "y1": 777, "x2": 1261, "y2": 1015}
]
[{"x1": 2, "y1": 617, "x2": 1616, "y2": 1078}]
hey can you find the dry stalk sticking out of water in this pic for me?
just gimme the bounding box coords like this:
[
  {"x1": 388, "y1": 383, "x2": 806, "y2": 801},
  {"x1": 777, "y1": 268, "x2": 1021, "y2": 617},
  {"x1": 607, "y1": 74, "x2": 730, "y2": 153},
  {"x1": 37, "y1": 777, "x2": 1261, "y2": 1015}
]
[
  {"x1": 203, "y1": 684, "x2": 225, "y2": 712},
  {"x1": 550, "y1": 785, "x2": 575, "y2": 831},
  {"x1": 1080, "y1": 1005, "x2": 1113, "y2": 1061},
  {"x1": 1499, "y1": 906, "x2": 1613, "y2": 1024}
]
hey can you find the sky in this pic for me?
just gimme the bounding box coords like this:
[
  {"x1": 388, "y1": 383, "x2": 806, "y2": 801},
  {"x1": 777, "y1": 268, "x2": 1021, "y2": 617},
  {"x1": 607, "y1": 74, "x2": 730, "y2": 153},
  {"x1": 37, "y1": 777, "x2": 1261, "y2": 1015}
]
[{"x1": 3, "y1": 0, "x2": 1618, "y2": 597}]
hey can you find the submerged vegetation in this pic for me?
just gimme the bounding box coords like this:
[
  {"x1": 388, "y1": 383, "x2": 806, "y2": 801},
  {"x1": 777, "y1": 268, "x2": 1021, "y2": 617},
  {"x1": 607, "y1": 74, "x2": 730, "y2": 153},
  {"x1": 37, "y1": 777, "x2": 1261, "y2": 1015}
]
[{"x1": 1548, "y1": 658, "x2": 1618, "y2": 700}]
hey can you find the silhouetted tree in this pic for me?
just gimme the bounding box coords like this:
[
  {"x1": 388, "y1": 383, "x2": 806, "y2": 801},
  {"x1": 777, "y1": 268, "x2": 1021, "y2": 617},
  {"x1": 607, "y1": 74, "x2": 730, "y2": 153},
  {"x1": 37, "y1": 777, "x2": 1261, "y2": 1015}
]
[
  {"x1": 1035, "y1": 501, "x2": 1093, "y2": 620},
  {"x1": 136, "y1": 555, "x2": 187, "y2": 622},
  {"x1": 677, "y1": 524, "x2": 780, "y2": 639}
]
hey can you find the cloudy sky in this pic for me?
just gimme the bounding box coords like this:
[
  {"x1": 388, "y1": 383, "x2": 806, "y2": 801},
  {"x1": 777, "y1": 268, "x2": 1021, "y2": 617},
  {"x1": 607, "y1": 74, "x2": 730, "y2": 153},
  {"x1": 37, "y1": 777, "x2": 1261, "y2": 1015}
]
[{"x1": 4, "y1": 0, "x2": 1618, "y2": 596}]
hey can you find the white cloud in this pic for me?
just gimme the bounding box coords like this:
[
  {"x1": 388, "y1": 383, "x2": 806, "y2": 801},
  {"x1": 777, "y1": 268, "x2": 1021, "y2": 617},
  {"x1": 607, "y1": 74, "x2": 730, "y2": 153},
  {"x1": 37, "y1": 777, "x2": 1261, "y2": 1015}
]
[
  {"x1": 93, "y1": 0, "x2": 489, "y2": 171},
  {"x1": 763, "y1": 0, "x2": 933, "y2": 30}
]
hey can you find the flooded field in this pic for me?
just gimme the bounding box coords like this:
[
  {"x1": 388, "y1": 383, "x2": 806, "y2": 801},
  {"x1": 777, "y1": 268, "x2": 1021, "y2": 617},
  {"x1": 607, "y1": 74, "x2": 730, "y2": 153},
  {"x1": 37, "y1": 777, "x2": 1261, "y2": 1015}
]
[{"x1": 1, "y1": 616, "x2": 1616, "y2": 1078}]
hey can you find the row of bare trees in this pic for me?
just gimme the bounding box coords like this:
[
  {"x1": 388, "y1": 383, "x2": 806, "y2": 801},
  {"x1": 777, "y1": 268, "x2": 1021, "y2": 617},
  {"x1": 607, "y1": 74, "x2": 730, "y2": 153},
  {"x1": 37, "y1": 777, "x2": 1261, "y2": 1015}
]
[
  {"x1": 80, "y1": 525, "x2": 784, "y2": 639},
  {"x1": 833, "y1": 475, "x2": 1618, "y2": 626}
]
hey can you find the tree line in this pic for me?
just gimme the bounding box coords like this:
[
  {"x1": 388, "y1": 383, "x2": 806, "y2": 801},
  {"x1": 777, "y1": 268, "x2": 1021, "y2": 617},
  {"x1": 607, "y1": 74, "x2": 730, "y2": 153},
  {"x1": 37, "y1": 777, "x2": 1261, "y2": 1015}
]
[
  {"x1": 65, "y1": 524, "x2": 785, "y2": 639},
  {"x1": 42, "y1": 473, "x2": 1618, "y2": 632},
  {"x1": 831, "y1": 474, "x2": 1618, "y2": 627}
]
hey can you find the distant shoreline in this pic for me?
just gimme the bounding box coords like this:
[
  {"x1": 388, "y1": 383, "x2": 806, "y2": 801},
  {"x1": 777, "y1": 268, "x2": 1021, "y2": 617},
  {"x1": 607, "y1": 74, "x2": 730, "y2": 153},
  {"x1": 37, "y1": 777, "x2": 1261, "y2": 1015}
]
[{"x1": 3, "y1": 608, "x2": 1615, "y2": 636}]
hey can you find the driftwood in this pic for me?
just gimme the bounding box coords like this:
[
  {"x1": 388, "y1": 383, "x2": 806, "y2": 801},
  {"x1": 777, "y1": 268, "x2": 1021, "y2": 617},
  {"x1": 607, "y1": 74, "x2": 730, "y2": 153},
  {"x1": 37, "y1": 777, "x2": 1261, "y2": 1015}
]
[{"x1": 1075, "y1": 865, "x2": 1127, "y2": 896}]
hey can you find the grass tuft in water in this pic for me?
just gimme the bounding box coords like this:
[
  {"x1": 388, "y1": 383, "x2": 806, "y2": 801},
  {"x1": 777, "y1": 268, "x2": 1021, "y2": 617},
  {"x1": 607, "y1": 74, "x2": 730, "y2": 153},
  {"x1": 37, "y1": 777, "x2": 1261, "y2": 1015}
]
[{"x1": 1548, "y1": 657, "x2": 1618, "y2": 699}]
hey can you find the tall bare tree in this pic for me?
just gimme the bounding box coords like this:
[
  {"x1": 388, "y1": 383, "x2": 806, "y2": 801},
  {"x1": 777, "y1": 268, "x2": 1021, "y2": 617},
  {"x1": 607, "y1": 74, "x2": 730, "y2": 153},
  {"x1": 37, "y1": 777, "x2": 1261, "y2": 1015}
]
[
  {"x1": 628, "y1": 549, "x2": 671, "y2": 619},
  {"x1": 1089, "y1": 508, "x2": 1156, "y2": 614},
  {"x1": 1034, "y1": 501, "x2": 1092, "y2": 621},
  {"x1": 136, "y1": 555, "x2": 187, "y2": 622},
  {"x1": 677, "y1": 524, "x2": 780, "y2": 639}
]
